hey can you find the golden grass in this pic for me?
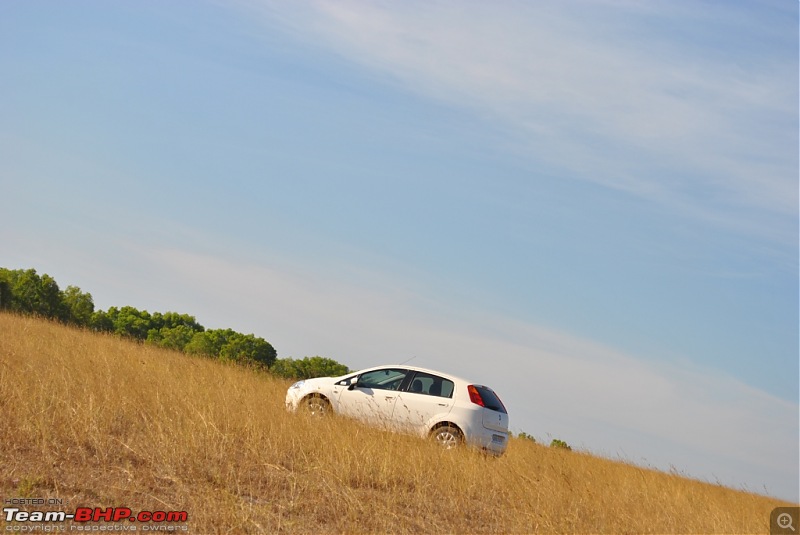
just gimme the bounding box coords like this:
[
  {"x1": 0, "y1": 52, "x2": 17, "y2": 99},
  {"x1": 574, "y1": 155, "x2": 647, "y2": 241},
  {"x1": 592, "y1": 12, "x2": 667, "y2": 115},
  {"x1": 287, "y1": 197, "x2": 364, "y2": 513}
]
[{"x1": 0, "y1": 313, "x2": 791, "y2": 533}]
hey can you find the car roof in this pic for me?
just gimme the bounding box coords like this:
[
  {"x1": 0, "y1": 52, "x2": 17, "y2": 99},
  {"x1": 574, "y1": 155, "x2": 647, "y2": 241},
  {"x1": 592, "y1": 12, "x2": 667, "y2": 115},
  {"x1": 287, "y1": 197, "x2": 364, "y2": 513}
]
[{"x1": 351, "y1": 364, "x2": 475, "y2": 386}]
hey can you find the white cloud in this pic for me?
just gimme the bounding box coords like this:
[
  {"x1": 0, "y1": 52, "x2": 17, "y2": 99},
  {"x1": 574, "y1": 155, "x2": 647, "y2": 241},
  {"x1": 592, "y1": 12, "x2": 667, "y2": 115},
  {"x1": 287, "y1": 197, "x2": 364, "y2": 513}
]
[{"x1": 245, "y1": 0, "x2": 797, "y2": 236}]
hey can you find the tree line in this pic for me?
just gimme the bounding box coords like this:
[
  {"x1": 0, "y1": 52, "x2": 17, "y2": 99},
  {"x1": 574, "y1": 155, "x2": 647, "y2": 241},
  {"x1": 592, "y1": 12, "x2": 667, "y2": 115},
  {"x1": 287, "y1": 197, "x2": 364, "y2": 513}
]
[{"x1": 0, "y1": 267, "x2": 349, "y2": 379}]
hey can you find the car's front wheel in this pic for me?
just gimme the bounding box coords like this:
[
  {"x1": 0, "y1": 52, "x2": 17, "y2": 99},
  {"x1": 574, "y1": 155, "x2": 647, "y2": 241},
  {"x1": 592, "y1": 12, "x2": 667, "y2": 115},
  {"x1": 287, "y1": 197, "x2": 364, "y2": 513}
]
[
  {"x1": 302, "y1": 394, "x2": 330, "y2": 417},
  {"x1": 431, "y1": 424, "x2": 463, "y2": 449}
]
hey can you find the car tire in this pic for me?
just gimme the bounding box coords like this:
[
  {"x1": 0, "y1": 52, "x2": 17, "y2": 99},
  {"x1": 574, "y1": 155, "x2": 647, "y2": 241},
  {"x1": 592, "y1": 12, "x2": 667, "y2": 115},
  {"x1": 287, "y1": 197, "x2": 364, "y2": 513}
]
[
  {"x1": 431, "y1": 424, "x2": 463, "y2": 449},
  {"x1": 303, "y1": 394, "x2": 330, "y2": 417}
]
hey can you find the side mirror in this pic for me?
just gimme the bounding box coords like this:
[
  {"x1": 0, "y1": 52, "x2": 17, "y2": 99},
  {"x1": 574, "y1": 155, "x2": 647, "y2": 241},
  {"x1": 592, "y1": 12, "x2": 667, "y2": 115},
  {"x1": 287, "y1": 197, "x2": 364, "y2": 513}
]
[{"x1": 348, "y1": 379, "x2": 358, "y2": 391}]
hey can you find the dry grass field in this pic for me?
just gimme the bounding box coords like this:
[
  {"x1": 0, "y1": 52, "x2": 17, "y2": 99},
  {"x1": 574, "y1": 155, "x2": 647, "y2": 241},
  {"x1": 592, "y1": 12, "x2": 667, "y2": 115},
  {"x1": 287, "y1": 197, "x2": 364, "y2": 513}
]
[{"x1": 0, "y1": 313, "x2": 791, "y2": 533}]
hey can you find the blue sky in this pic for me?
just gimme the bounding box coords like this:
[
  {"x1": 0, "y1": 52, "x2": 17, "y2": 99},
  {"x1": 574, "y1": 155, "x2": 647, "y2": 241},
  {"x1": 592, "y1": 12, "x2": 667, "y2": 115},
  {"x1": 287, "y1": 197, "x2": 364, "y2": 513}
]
[{"x1": 1, "y1": 1, "x2": 797, "y2": 501}]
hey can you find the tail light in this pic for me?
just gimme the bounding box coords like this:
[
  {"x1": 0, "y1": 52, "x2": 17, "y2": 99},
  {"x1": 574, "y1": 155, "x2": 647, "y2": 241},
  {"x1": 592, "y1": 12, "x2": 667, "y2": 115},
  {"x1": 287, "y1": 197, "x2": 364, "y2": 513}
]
[
  {"x1": 467, "y1": 384, "x2": 485, "y2": 407},
  {"x1": 468, "y1": 384, "x2": 508, "y2": 414}
]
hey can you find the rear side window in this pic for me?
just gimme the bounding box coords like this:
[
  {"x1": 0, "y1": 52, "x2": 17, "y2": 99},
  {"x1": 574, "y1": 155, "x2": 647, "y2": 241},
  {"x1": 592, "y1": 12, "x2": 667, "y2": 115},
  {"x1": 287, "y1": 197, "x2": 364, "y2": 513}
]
[
  {"x1": 475, "y1": 386, "x2": 507, "y2": 414},
  {"x1": 405, "y1": 372, "x2": 454, "y2": 399}
]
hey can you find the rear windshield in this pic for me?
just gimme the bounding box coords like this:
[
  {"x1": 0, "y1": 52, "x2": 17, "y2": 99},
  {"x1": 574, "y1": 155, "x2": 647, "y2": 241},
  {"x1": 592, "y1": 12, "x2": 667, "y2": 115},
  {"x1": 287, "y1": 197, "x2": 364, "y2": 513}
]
[{"x1": 476, "y1": 386, "x2": 507, "y2": 414}]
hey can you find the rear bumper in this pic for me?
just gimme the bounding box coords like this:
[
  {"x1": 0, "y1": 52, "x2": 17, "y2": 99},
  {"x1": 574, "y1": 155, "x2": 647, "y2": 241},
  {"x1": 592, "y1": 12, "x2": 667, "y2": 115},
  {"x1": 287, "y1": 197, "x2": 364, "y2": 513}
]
[{"x1": 467, "y1": 426, "x2": 509, "y2": 455}]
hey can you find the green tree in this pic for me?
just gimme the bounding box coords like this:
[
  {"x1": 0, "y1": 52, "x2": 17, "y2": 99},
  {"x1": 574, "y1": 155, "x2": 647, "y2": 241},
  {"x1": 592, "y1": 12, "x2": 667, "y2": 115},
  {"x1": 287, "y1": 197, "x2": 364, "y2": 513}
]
[
  {"x1": 219, "y1": 332, "x2": 276, "y2": 367},
  {"x1": 271, "y1": 356, "x2": 349, "y2": 380},
  {"x1": 185, "y1": 331, "x2": 216, "y2": 356},
  {"x1": 145, "y1": 312, "x2": 204, "y2": 351},
  {"x1": 0, "y1": 269, "x2": 13, "y2": 310},
  {"x1": 185, "y1": 328, "x2": 232, "y2": 357},
  {"x1": 184, "y1": 329, "x2": 276, "y2": 367},
  {"x1": 3, "y1": 269, "x2": 62, "y2": 319},
  {"x1": 60, "y1": 285, "x2": 94, "y2": 326},
  {"x1": 149, "y1": 311, "x2": 203, "y2": 332},
  {"x1": 110, "y1": 306, "x2": 153, "y2": 340},
  {"x1": 550, "y1": 439, "x2": 572, "y2": 451},
  {"x1": 147, "y1": 324, "x2": 200, "y2": 352},
  {"x1": 0, "y1": 266, "x2": 282, "y2": 371},
  {"x1": 89, "y1": 310, "x2": 114, "y2": 332}
]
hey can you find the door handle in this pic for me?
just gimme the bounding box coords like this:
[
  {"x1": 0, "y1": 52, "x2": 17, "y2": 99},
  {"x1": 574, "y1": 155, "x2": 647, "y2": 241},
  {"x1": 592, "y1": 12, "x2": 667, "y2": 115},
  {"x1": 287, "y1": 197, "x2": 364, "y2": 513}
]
[
  {"x1": 438, "y1": 403, "x2": 448, "y2": 407},
  {"x1": 385, "y1": 396, "x2": 395, "y2": 400}
]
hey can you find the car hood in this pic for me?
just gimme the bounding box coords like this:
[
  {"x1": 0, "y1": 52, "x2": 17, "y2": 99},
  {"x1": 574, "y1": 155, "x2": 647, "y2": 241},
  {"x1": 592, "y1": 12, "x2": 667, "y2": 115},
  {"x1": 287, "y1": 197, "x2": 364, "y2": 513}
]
[{"x1": 292, "y1": 376, "x2": 335, "y2": 393}]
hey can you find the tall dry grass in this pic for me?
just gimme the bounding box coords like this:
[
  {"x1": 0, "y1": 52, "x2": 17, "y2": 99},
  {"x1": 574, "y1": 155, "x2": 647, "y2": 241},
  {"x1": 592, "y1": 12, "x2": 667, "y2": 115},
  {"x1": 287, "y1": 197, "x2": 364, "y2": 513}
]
[{"x1": 0, "y1": 313, "x2": 791, "y2": 533}]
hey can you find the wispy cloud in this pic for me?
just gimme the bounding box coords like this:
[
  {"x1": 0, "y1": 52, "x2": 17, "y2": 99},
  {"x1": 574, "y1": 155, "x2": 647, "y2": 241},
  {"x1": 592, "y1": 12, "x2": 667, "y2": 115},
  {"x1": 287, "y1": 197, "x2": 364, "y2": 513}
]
[{"x1": 246, "y1": 0, "x2": 797, "y2": 239}]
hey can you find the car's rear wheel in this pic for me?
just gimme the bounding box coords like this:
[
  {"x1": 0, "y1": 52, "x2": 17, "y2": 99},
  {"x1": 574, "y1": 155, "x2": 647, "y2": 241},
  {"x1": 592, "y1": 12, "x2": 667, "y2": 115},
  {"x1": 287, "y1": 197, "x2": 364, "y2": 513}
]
[
  {"x1": 431, "y1": 424, "x2": 463, "y2": 449},
  {"x1": 303, "y1": 394, "x2": 330, "y2": 417}
]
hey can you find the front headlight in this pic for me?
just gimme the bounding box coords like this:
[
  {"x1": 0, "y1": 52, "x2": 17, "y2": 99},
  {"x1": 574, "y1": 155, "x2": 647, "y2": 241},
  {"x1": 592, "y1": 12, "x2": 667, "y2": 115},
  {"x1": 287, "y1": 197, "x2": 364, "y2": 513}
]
[{"x1": 290, "y1": 380, "x2": 306, "y2": 390}]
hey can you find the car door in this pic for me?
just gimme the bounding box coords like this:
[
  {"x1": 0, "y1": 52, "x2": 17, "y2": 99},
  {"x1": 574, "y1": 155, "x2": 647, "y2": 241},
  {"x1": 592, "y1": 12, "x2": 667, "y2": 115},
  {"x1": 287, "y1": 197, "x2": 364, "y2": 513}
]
[
  {"x1": 335, "y1": 368, "x2": 408, "y2": 428},
  {"x1": 329, "y1": 374, "x2": 358, "y2": 413},
  {"x1": 392, "y1": 371, "x2": 455, "y2": 434}
]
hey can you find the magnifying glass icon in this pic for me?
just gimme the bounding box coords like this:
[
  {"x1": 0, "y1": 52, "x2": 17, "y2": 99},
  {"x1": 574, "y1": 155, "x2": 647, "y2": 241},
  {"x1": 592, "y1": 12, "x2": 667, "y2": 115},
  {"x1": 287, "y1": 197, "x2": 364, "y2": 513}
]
[{"x1": 778, "y1": 512, "x2": 796, "y2": 532}]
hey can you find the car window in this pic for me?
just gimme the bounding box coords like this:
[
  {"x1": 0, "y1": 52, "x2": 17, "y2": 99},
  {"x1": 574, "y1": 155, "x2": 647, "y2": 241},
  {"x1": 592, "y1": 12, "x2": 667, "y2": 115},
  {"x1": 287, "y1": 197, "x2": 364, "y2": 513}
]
[
  {"x1": 474, "y1": 385, "x2": 507, "y2": 413},
  {"x1": 357, "y1": 368, "x2": 408, "y2": 391},
  {"x1": 405, "y1": 371, "x2": 454, "y2": 399}
]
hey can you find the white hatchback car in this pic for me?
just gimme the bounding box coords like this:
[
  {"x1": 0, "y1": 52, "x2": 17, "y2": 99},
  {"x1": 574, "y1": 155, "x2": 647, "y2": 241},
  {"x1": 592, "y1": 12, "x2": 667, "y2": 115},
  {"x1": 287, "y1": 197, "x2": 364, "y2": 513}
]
[{"x1": 285, "y1": 365, "x2": 509, "y2": 455}]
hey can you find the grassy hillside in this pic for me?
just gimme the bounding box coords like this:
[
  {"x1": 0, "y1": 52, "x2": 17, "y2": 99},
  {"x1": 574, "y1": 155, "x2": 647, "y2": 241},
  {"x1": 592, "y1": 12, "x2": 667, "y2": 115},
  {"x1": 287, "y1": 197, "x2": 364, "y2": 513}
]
[{"x1": 0, "y1": 313, "x2": 790, "y2": 533}]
